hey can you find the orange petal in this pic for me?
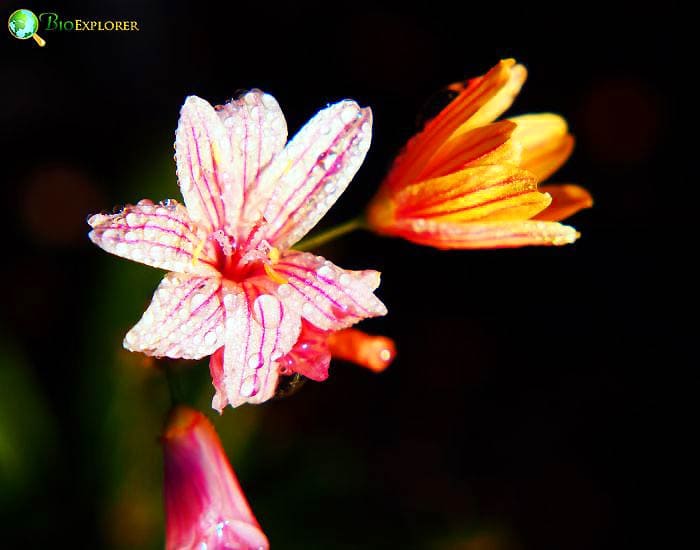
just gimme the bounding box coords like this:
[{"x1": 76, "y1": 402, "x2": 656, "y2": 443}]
[
  {"x1": 327, "y1": 328, "x2": 396, "y2": 373},
  {"x1": 453, "y1": 62, "x2": 527, "y2": 136},
  {"x1": 385, "y1": 59, "x2": 520, "y2": 191},
  {"x1": 534, "y1": 184, "x2": 593, "y2": 221},
  {"x1": 394, "y1": 165, "x2": 549, "y2": 222},
  {"x1": 420, "y1": 120, "x2": 520, "y2": 180},
  {"x1": 509, "y1": 114, "x2": 574, "y2": 181},
  {"x1": 391, "y1": 218, "x2": 579, "y2": 249}
]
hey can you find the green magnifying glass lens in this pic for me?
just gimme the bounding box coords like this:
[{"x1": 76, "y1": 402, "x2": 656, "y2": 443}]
[{"x1": 8, "y1": 9, "x2": 39, "y2": 39}]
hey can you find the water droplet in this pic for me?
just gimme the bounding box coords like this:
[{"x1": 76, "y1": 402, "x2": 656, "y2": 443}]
[
  {"x1": 252, "y1": 294, "x2": 281, "y2": 327},
  {"x1": 316, "y1": 264, "x2": 335, "y2": 280},
  {"x1": 261, "y1": 93, "x2": 277, "y2": 109},
  {"x1": 301, "y1": 302, "x2": 315, "y2": 317},
  {"x1": 341, "y1": 106, "x2": 358, "y2": 124},
  {"x1": 101, "y1": 229, "x2": 117, "y2": 242},
  {"x1": 277, "y1": 284, "x2": 292, "y2": 298},
  {"x1": 321, "y1": 153, "x2": 337, "y2": 171},
  {"x1": 190, "y1": 293, "x2": 206, "y2": 310},
  {"x1": 339, "y1": 273, "x2": 351, "y2": 286},
  {"x1": 240, "y1": 375, "x2": 259, "y2": 397},
  {"x1": 247, "y1": 354, "x2": 262, "y2": 369},
  {"x1": 204, "y1": 331, "x2": 217, "y2": 346}
]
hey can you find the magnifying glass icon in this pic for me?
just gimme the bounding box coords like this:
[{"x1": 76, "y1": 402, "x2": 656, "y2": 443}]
[{"x1": 8, "y1": 9, "x2": 46, "y2": 47}]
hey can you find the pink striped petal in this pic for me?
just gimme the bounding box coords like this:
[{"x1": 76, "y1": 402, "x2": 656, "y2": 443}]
[
  {"x1": 175, "y1": 96, "x2": 241, "y2": 232},
  {"x1": 245, "y1": 100, "x2": 372, "y2": 249},
  {"x1": 215, "y1": 90, "x2": 287, "y2": 201},
  {"x1": 124, "y1": 273, "x2": 225, "y2": 359},
  {"x1": 215, "y1": 283, "x2": 301, "y2": 409},
  {"x1": 272, "y1": 251, "x2": 387, "y2": 331},
  {"x1": 87, "y1": 200, "x2": 218, "y2": 275}
]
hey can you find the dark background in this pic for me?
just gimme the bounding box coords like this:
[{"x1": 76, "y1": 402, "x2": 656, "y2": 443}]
[{"x1": 1, "y1": 1, "x2": 671, "y2": 548}]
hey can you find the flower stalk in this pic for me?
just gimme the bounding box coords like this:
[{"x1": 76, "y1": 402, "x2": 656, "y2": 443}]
[{"x1": 293, "y1": 215, "x2": 367, "y2": 251}]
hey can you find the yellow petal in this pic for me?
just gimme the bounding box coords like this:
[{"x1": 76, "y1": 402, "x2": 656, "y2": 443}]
[
  {"x1": 394, "y1": 165, "x2": 549, "y2": 222},
  {"x1": 534, "y1": 184, "x2": 593, "y2": 221},
  {"x1": 391, "y1": 219, "x2": 580, "y2": 249},
  {"x1": 419, "y1": 120, "x2": 520, "y2": 180},
  {"x1": 509, "y1": 114, "x2": 574, "y2": 181}
]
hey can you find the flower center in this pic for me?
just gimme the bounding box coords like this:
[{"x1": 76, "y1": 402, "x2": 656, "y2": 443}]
[{"x1": 203, "y1": 229, "x2": 287, "y2": 285}]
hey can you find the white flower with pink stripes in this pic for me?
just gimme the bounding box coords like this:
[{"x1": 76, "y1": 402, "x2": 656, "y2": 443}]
[{"x1": 88, "y1": 90, "x2": 386, "y2": 409}]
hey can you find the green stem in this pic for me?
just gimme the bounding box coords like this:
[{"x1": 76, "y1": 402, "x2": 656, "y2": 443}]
[
  {"x1": 294, "y1": 216, "x2": 367, "y2": 251},
  {"x1": 164, "y1": 362, "x2": 182, "y2": 406}
]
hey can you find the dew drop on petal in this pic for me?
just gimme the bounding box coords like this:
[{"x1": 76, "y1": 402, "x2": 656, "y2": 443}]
[
  {"x1": 240, "y1": 375, "x2": 259, "y2": 397},
  {"x1": 341, "y1": 106, "x2": 358, "y2": 124},
  {"x1": 247, "y1": 354, "x2": 262, "y2": 369},
  {"x1": 277, "y1": 283, "x2": 292, "y2": 298},
  {"x1": 252, "y1": 294, "x2": 281, "y2": 328},
  {"x1": 204, "y1": 331, "x2": 217, "y2": 346},
  {"x1": 190, "y1": 293, "x2": 206, "y2": 310},
  {"x1": 316, "y1": 264, "x2": 335, "y2": 281}
]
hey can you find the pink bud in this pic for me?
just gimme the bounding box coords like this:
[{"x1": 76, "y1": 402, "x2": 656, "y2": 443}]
[{"x1": 162, "y1": 406, "x2": 268, "y2": 550}]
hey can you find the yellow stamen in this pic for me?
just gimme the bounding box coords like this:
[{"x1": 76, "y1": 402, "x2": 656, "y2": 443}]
[
  {"x1": 211, "y1": 142, "x2": 222, "y2": 166},
  {"x1": 264, "y1": 263, "x2": 288, "y2": 284},
  {"x1": 264, "y1": 246, "x2": 287, "y2": 283},
  {"x1": 268, "y1": 246, "x2": 281, "y2": 263},
  {"x1": 191, "y1": 238, "x2": 206, "y2": 266}
]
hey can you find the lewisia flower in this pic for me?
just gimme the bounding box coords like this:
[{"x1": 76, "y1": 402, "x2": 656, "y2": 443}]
[
  {"x1": 366, "y1": 59, "x2": 592, "y2": 249},
  {"x1": 88, "y1": 90, "x2": 387, "y2": 409},
  {"x1": 163, "y1": 406, "x2": 267, "y2": 550}
]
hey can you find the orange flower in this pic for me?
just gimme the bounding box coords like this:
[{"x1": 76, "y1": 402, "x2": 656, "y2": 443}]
[{"x1": 366, "y1": 59, "x2": 592, "y2": 249}]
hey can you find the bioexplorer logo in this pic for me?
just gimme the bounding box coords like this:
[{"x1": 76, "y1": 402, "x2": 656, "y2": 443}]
[
  {"x1": 8, "y1": 9, "x2": 45, "y2": 46},
  {"x1": 8, "y1": 8, "x2": 140, "y2": 46}
]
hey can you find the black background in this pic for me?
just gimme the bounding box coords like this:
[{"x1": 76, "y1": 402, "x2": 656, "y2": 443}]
[{"x1": 1, "y1": 1, "x2": 672, "y2": 548}]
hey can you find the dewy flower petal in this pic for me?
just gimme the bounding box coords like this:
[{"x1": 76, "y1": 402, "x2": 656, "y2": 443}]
[
  {"x1": 245, "y1": 100, "x2": 373, "y2": 250},
  {"x1": 271, "y1": 251, "x2": 387, "y2": 331},
  {"x1": 175, "y1": 96, "x2": 242, "y2": 233},
  {"x1": 124, "y1": 273, "x2": 225, "y2": 360},
  {"x1": 367, "y1": 59, "x2": 591, "y2": 249},
  {"x1": 214, "y1": 285, "x2": 301, "y2": 410},
  {"x1": 88, "y1": 200, "x2": 218, "y2": 276},
  {"x1": 215, "y1": 90, "x2": 288, "y2": 200},
  {"x1": 163, "y1": 406, "x2": 268, "y2": 550},
  {"x1": 89, "y1": 91, "x2": 386, "y2": 409}
]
